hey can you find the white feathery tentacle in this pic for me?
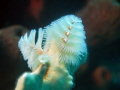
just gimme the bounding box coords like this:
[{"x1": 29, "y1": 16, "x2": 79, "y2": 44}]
[
  {"x1": 36, "y1": 28, "x2": 43, "y2": 48},
  {"x1": 18, "y1": 14, "x2": 87, "y2": 72},
  {"x1": 18, "y1": 31, "x2": 36, "y2": 60},
  {"x1": 17, "y1": 15, "x2": 87, "y2": 90},
  {"x1": 28, "y1": 29, "x2": 36, "y2": 45},
  {"x1": 45, "y1": 15, "x2": 87, "y2": 66},
  {"x1": 18, "y1": 28, "x2": 50, "y2": 71}
]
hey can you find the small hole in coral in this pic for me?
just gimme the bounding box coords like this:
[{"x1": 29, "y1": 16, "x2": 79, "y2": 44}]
[{"x1": 14, "y1": 28, "x2": 24, "y2": 37}]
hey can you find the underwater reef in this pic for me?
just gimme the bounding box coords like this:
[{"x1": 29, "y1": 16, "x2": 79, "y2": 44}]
[
  {"x1": 0, "y1": 0, "x2": 120, "y2": 90},
  {"x1": 77, "y1": 0, "x2": 120, "y2": 47}
]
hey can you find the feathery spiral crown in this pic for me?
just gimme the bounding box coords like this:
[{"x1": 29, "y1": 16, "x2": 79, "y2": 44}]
[
  {"x1": 18, "y1": 15, "x2": 87, "y2": 70},
  {"x1": 44, "y1": 15, "x2": 87, "y2": 65}
]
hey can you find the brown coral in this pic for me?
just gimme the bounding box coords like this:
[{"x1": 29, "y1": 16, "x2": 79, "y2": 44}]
[
  {"x1": 76, "y1": 0, "x2": 120, "y2": 47},
  {"x1": 0, "y1": 25, "x2": 30, "y2": 90}
]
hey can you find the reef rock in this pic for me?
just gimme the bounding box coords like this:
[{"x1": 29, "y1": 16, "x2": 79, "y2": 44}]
[
  {"x1": 76, "y1": 0, "x2": 120, "y2": 47},
  {"x1": 0, "y1": 25, "x2": 30, "y2": 90}
]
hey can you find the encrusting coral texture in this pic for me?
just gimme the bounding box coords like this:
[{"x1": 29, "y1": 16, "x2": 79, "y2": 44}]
[
  {"x1": 77, "y1": 0, "x2": 120, "y2": 47},
  {"x1": 15, "y1": 15, "x2": 87, "y2": 90}
]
